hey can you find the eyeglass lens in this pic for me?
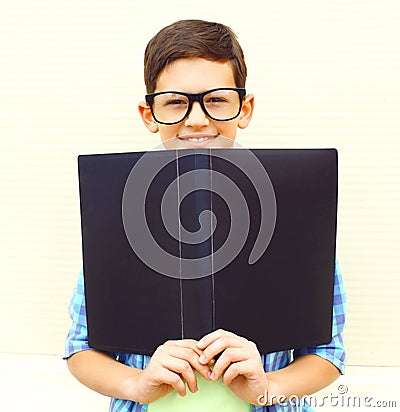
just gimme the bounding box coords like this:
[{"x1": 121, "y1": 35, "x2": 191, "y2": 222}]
[{"x1": 151, "y1": 89, "x2": 242, "y2": 124}]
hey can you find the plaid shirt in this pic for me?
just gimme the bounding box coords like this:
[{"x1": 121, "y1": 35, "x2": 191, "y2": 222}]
[{"x1": 65, "y1": 261, "x2": 346, "y2": 412}]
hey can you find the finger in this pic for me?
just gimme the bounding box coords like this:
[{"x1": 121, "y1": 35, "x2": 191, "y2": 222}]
[
  {"x1": 199, "y1": 335, "x2": 244, "y2": 365},
  {"x1": 170, "y1": 358, "x2": 199, "y2": 393},
  {"x1": 154, "y1": 356, "x2": 198, "y2": 394},
  {"x1": 175, "y1": 350, "x2": 211, "y2": 381},
  {"x1": 197, "y1": 329, "x2": 232, "y2": 349},
  {"x1": 198, "y1": 341, "x2": 226, "y2": 365},
  {"x1": 162, "y1": 346, "x2": 210, "y2": 381},
  {"x1": 164, "y1": 339, "x2": 204, "y2": 356},
  {"x1": 154, "y1": 368, "x2": 187, "y2": 396},
  {"x1": 156, "y1": 342, "x2": 202, "y2": 367},
  {"x1": 168, "y1": 346, "x2": 210, "y2": 379},
  {"x1": 222, "y1": 360, "x2": 253, "y2": 386},
  {"x1": 211, "y1": 348, "x2": 247, "y2": 379},
  {"x1": 164, "y1": 338, "x2": 200, "y2": 347}
]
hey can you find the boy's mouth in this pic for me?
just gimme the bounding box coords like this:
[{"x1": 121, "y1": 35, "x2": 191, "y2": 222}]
[
  {"x1": 162, "y1": 134, "x2": 234, "y2": 149},
  {"x1": 177, "y1": 133, "x2": 218, "y2": 145}
]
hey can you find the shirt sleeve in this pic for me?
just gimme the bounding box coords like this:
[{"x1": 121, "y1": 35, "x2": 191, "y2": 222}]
[
  {"x1": 64, "y1": 268, "x2": 93, "y2": 359},
  {"x1": 293, "y1": 259, "x2": 346, "y2": 374}
]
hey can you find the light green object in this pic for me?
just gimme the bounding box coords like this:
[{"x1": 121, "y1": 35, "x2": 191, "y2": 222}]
[{"x1": 147, "y1": 372, "x2": 251, "y2": 412}]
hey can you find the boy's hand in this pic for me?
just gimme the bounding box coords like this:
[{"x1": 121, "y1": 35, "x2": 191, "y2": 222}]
[
  {"x1": 197, "y1": 329, "x2": 268, "y2": 405},
  {"x1": 134, "y1": 339, "x2": 211, "y2": 404}
]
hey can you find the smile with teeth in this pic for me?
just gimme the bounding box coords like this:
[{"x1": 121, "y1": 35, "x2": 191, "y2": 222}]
[
  {"x1": 188, "y1": 136, "x2": 209, "y2": 143},
  {"x1": 178, "y1": 134, "x2": 218, "y2": 143}
]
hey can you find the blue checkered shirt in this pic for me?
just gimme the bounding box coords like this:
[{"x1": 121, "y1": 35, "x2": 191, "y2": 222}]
[{"x1": 65, "y1": 261, "x2": 346, "y2": 412}]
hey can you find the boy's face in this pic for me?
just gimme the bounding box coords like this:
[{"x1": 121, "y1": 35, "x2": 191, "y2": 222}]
[{"x1": 139, "y1": 58, "x2": 254, "y2": 149}]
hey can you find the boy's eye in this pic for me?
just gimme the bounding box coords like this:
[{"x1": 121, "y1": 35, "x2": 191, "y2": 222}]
[
  {"x1": 205, "y1": 97, "x2": 228, "y2": 104},
  {"x1": 164, "y1": 99, "x2": 188, "y2": 106}
]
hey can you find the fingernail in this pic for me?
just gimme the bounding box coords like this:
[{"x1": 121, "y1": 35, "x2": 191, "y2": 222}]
[
  {"x1": 199, "y1": 354, "x2": 206, "y2": 363},
  {"x1": 208, "y1": 371, "x2": 215, "y2": 380},
  {"x1": 197, "y1": 339, "x2": 204, "y2": 347}
]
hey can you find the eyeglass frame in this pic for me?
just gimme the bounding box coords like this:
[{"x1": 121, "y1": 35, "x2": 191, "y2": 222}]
[{"x1": 145, "y1": 87, "x2": 247, "y2": 125}]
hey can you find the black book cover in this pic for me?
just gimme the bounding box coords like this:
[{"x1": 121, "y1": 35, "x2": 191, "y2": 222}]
[{"x1": 78, "y1": 149, "x2": 337, "y2": 355}]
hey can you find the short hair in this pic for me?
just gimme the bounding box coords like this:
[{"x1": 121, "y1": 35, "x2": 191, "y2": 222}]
[{"x1": 144, "y1": 19, "x2": 247, "y2": 93}]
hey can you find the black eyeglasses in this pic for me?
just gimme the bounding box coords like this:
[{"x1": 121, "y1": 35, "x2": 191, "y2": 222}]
[{"x1": 145, "y1": 87, "x2": 246, "y2": 125}]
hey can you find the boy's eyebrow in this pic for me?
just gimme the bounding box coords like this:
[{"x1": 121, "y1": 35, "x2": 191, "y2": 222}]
[{"x1": 149, "y1": 87, "x2": 245, "y2": 95}]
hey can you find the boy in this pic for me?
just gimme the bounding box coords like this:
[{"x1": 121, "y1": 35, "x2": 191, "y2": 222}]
[{"x1": 65, "y1": 19, "x2": 346, "y2": 411}]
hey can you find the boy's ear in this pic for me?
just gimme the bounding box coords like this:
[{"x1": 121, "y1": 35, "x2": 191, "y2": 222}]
[
  {"x1": 238, "y1": 94, "x2": 255, "y2": 129},
  {"x1": 138, "y1": 101, "x2": 159, "y2": 133}
]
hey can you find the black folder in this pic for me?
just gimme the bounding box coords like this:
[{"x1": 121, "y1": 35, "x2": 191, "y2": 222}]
[{"x1": 78, "y1": 148, "x2": 338, "y2": 355}]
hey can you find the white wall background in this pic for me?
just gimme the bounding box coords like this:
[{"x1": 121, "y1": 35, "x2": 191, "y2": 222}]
[{"x1": 0, "y1": 0, "x2": 399, "y2": 373}]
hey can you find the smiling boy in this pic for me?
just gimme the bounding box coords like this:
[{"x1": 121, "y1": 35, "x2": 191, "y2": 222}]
[
  {"x1": 139, "y1": 57, "x2": 254, "y2": 149},
  {"x1": 65, "y1": 19, "x2": 346, "y2": 411}
]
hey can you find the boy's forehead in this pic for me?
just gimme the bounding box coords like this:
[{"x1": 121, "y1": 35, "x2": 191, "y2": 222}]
[{"x1": 155, "y1": 58, "x2": 237, "y2": 93}]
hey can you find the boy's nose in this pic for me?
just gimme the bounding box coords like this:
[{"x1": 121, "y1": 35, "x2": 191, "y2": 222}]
[{"x1": 184, "y1": 101, "x2": 210, "y2": 127}]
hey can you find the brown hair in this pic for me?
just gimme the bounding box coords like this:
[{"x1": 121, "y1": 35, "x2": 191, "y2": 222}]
[{"x1": 144, "y1": 19, "x2": 247, "y2": 93}]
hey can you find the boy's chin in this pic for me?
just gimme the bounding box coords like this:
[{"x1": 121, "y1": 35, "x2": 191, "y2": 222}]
[{"x1": 161, "y1": 135, "x2": 235, "y2": 150}]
